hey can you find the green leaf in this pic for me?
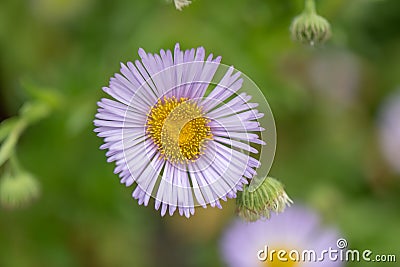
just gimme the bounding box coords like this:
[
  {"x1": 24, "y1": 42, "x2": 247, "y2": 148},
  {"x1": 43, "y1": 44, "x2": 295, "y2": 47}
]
[
  {"x1": 19, "y1": 102, "x2": 51, "y2": 124},
  {"x1": 20, "y1": 79, "x2": 64, "y2": 109}
]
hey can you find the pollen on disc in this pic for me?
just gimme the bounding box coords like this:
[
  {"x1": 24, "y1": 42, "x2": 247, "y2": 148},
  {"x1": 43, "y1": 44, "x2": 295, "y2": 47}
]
[{"x1": 146, "y1": 97, "x2": 213, "y2": 164}]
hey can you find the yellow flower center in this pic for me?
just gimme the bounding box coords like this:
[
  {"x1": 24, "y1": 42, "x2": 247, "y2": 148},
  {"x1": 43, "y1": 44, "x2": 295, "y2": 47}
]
[
  {"x1": 146, "y1": 97, "x2": 213, "y2": 164},
  {"x1": 262, "y1": 248, "x2": 298, "y2": 267}
]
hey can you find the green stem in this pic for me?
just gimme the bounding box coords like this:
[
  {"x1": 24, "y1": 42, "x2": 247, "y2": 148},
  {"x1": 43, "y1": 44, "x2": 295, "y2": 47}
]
[
  {"x1": 0, "y1": 119, "x2": 27, "y2": 167},
  {"x1": 9, "y1": 152, "x2": 23, "y2": 175},
  {"x1": 304, "y1": 0, "x2": 316, "y2": 15},
  {"x1": 0, "y1": 117, "x2": 18, "y2": 142}
]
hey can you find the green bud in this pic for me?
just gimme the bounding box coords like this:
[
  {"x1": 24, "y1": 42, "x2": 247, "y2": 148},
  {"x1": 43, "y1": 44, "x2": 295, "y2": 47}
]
[
  {"x1": 236, "y1": 177, "x2": 292, "y2": 222},
  {"x1": 0, "y1": 171, "x2": 40, "y2": 209},
  {"x1": 290, "y1": 0, "x2": 331, "y2": 45}
]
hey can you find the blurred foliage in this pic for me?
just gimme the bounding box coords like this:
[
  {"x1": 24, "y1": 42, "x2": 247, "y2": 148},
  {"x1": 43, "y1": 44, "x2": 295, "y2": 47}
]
[{"x1": 0, "y1": 0, "x2": 399, "y2": 266}]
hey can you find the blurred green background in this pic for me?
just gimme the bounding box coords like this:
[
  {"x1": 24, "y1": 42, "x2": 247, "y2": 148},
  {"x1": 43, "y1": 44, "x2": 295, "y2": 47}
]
[{"x1": 1, "y1": 0, "x2": 400, "y2": 266}]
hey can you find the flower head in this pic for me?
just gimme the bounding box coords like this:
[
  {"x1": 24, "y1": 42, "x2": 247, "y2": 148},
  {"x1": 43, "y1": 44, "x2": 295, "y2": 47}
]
[
  {"x1": 221, "y1": 205, "x2": 342, "y2": 267},
  {"x1": 94, "y1": 44, "x2": 272, "y2": 218}
]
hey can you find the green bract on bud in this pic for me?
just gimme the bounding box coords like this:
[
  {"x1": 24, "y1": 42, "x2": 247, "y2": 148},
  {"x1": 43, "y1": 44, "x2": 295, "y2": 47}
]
[
  {"x1": 236, "y1": 177, "x2": 293, "y2": 222},
  {"x1": 290, "y1": 0, "x2": 331, "y2": 46},
  {"x1": 0, "y1": 171, "x2": 40, "y2": 209}
]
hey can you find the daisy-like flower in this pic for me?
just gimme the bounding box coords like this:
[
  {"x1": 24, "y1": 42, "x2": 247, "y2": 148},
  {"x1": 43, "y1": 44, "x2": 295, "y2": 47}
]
[
  {"x1": 94, "y1": 44, "x2": 270, "y2": 218},
  {"x1": 221, "y1": 205, "x2": 342, "y2": 267},
  {"x1": 378, "y1": 90, "x2": 400, "y2": 174}
]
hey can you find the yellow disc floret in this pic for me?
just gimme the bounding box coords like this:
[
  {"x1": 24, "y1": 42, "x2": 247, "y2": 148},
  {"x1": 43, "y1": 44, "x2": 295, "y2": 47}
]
[
  {"x1": 263, "y1": 247, "x2": 298, "y2": 267},
  {"x1": 146, "y1": 96, "x2": 213, "y2": 164}
]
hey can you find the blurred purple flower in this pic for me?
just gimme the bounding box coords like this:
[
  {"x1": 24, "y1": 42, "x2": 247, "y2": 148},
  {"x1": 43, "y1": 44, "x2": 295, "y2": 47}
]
[
  {"x1": 94, "y1": 44, "x2": 265, "y2": 218},
  {"x1": 221, "y1": 205, "x2": 342, "y2": 267},
  {"x1": 378, "y1": 90, "x2": 400, "y2": 174},
  {"x1": 308, "y1": 51, "x2": 360, "y2": 106}
]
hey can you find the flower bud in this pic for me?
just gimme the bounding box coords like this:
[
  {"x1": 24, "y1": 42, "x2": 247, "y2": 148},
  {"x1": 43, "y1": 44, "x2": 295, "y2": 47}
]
[
  {"x1": 290, "y1": 0, "x2": 331, "y2": 46},
  {"x1": 0, "y1": 171, "x2": 40, "y2": 209},
  {"x1": 236, "y1": 177, "x2": 292, "y2": 222}
]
